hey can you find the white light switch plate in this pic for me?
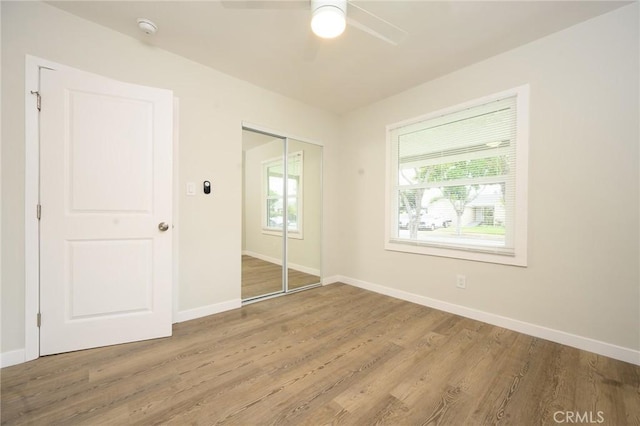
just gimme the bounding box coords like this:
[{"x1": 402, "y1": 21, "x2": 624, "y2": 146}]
[{"x1": 186, "y1": 182, "x2": 196, "y2": 196}]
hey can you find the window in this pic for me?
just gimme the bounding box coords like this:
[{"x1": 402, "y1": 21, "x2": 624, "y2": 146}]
[
  {"x1": 386, "y1": 86, "x2": 528, "y2": 266},
  {"x1": 263, "y1": 151, "x2": 303, "y2": 238}
]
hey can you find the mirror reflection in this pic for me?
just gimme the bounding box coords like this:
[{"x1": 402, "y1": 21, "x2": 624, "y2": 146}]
[
  {"x1": 242, "y1": 130, "x2": 284, "y2": 300},
  {"x1": 242, "y1": 129, "x2": 322, "y2": 301},
  {"x1": 287, "y1": 139, "x2": 322, "y2": 290}
]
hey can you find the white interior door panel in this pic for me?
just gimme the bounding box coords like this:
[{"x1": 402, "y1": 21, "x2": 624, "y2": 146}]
[{"x1": 39, "y1": 66, "x2": 173, "y2": 355}]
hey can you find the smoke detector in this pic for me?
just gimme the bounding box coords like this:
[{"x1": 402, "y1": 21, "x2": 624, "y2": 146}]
[{"x1": 137, "y1": 18, "x2": 157, "y2": 35}]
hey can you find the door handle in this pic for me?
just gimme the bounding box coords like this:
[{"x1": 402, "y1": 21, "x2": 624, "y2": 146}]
[{"x1": 158, "y1": 222, "x2": 169, "y2": 232}]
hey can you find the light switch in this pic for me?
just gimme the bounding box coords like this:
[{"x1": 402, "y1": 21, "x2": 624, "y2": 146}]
[{"x1": 186, "y1": 182, "x2": 196, "y2": 196}]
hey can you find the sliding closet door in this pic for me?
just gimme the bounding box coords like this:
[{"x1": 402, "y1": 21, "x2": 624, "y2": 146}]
[
  {"x1": 242, "y1": 129, "x2": 285, "y2": 300},
  {"x1": 286, "y1": 139, "x2": 322, "y2": 290}
]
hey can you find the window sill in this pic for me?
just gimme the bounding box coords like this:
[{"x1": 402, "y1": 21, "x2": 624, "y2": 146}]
[
  {"x1": 262, "y1": 229, "x2": 304, "y2": 240},
  {"x1": 385, "y1": 240, "x2": 527, "y2": 267}
]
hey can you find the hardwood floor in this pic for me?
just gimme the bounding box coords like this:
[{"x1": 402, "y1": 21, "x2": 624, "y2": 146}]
[
  {"x1": 241, "y1": 255, "x2": 320, "y2": 300},
  {"x1": 2, "y1": 284, "x2": 639, "y2": 425}
]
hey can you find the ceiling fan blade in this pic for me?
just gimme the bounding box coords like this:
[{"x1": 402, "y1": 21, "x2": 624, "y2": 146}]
[
  {"x1": 346, "y1": 2, "x2": 408, "y2": 46},
  {"x1": 220, "y1": 0, "x2": 309, "y2": 10}
]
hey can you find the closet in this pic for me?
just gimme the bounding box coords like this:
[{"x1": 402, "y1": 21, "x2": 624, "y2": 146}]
[{"x1": 241, "y1": 126, "x2": 322, "y2": 301}]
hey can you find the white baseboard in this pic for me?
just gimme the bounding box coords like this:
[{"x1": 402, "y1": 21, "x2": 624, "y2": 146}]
[
  {"x1": 175, "y1": 299, "x2": 242, "y2": 323},
  {"x1": 335, "y1": 275, "x2": 640, "y2": 366},
  {"x1": 7, "y1": 278, "x2": 636, "y2": 367},
  {"x1": 1, "y1": 349, "x2": 26, "y2": 368},
  {"x1": 322, "y1": 275, "x2": 341, "y2": 285},
  {"x1": 243, "y1": 250, "x2": 321, "y2": 276}
]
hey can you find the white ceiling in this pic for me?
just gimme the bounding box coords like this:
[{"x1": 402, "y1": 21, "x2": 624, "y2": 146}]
[{"x1": 48, "y1": 1, "x2": 628, "y2": 114}]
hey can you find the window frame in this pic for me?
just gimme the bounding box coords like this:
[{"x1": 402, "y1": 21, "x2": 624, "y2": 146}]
[
  {"x1": 262, "y1": 151, "x2": 304, "y2": 239},
  {"x1": 385, "y1": 85, "x2": 529, "y2": 266}
]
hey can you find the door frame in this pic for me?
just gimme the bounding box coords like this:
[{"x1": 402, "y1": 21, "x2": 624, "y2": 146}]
[{"x1": 24, "y1": 56, "x2": 180, "y2": 362}]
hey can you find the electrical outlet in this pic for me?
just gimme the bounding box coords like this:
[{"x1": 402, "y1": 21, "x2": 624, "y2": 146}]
[{"x1": 456, "y1": 274, "x2": 466, "y2": 289}]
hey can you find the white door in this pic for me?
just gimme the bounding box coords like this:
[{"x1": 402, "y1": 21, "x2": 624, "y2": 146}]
[{"x1": 39, "y1": 66, "x2": 173, "y2": 355}]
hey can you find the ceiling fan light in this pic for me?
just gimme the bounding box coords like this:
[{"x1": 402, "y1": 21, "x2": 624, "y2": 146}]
[{"x1": 311, "y1": 3, "x2": 346, "y2": 39}]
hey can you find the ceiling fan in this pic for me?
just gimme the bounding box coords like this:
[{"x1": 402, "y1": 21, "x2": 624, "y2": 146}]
[{"x1": 221, "y1": 0, "x2": 408, "y2": 46}]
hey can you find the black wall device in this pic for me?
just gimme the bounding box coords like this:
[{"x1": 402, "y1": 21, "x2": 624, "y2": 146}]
[{"x1": 203, "y1": 181, "x2": 211, "y2": 194}]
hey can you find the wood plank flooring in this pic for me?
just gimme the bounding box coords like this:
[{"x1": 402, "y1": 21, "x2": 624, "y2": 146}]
[
  {"x1": 241, "y1": 255, "x2": 320, "y2": 300},
  {"x1": 2, "y1": 283, "x2": 639, "y2": 425}
]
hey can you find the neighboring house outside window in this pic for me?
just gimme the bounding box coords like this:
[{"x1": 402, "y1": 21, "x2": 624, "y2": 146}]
[
  {"x1": 386, "y1": 85, "x2": 529, "y2": 266},
  {"x1": 262, "y1": 151, "x2": 303, "y2": 239}
]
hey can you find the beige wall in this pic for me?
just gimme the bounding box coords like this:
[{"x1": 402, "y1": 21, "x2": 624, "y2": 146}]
[
  {"x1": 338, "y1": 4, "x2": 639, "y2": 351},
  {"x1": 0, "y1": 1, "x2": 341, "y2": 353}
]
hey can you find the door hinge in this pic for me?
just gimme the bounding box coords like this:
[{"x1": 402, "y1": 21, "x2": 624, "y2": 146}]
[
  {"x1": 30, "y1": 90, "x2": 41, "y2": 111},
  {"x1": 37, "y1": 204, "x2": 41, "y2": 220},
  {"x1": 37, "y1": 312, "x2": 42, "y2": 328}
]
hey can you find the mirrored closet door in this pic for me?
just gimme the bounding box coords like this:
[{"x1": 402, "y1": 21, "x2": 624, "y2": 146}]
[
  {"x1": 286, "y1": 138, "x2": 322, "y2": 291},
  {"x1": 241, "y1": 127, "x2": 322, "y2": 302}
]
